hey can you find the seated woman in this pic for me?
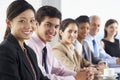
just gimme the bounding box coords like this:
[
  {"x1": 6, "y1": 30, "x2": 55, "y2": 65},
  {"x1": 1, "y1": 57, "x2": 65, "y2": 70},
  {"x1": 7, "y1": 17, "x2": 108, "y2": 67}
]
[
  {"x1": 0, "y1": 0, "x2": 49, "y2": 80},
  {"x1": 52, "y1": 18, "x2": 96, "y2": 73},
  {"x1": 74, "y1": 15, "x2": 102, "y2": 64},
  {"x1": 101, "y1": 19, "x2": 120, "y2": 57},
  {"x1": 74, "y1": 16, "x2": 107, "y2": 74}
]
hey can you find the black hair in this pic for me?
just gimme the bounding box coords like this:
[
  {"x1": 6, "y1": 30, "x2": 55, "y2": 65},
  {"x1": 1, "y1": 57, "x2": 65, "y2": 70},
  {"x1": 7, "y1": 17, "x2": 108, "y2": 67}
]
[
  {"x1": 59, "y1": 18, "x2": 79, "y2": 39},
  {"x1": 35, "y1": 5, "x2": 61, "y2": 25},
  {"x1": 4, "y1": 0, "x2": 35, "y2": 39},
  {"x1": 104, "y1": 19, "x2": 118, "y2": 38},
  {"x1": 75, "y1": 15, "x2": 90, "y2": 24}
]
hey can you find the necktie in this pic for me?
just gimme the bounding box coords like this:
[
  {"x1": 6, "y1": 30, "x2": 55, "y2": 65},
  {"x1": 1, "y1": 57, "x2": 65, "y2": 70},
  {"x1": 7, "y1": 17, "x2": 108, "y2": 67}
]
[
  {"x1": 92, "y1": 39, "x2": 99, "y2": 57},
  {"x1": 42, "y1": 47, "x2": 49, "y2": 73},
  {"x1": 24, "y1": 48, "x2": 37, "y2": 80}
]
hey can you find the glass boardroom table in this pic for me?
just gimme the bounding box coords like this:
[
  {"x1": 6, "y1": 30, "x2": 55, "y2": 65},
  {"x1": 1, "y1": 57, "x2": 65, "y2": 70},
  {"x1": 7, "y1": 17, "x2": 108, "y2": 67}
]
[{"x1": 94, "y1": 68, "x2": 120, "y2": 80}]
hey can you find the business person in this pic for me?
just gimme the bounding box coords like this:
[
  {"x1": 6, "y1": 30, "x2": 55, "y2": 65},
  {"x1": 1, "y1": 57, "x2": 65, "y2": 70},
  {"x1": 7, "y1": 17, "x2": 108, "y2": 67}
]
[
  {"x1": 52, "y1": 18, "x2": 94, "y2": 70},
  {"x1": 101, "y1": 19, "x2": 120, "y2": 57},
  {"x1": 26, "y1": 5, "x2": 94, "y2": 80},
  {"x1": 74, "y1": 15, "x2": 106, "y2": 74},
  {"x1": 74, "y1": 15, "x2": 102, "y2": 64},
  {"x1": 85, "y1": 15, "x2": 120, "y2": 68},
  {"x1": 0, "y1": 0, "x2": 49, "y2": 80},
  {"x1": 52, "y1": 18, "x2": 96, "y2": 77}
]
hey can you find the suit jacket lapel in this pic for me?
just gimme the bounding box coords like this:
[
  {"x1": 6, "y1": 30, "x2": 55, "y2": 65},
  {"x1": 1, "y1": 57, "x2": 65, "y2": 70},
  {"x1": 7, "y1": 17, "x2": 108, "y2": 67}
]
[
  {"x1": 61, "y1": 43, "x2": 75, "y2": 63},
  {"x1": 7, "y1": 33, "x2": 35, "y2": 79},
  {"x1": 74, "y1": 49, "x2": 80, "y2": 65},
  {"x1": 18, "y1": 48, "x2": 34, "y2": 79},
  {"x1": 26, "y1": 47, "x2": 38, "y2": 74}
]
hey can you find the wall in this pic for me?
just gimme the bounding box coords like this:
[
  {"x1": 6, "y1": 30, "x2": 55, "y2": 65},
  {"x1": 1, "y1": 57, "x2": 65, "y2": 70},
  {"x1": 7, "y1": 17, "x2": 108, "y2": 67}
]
[{"x1": 61, "y1": 0, "x2": 120, "y2": 40}]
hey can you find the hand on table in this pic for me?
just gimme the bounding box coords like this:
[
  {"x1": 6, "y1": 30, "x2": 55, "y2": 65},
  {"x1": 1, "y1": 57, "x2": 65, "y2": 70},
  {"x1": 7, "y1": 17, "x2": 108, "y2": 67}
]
[
  {"x1": 74, "y1": 68, "x2": 94, "y2": 80},
  {"x1": 96, "y1": 62, "x2": 107, "y2": 75},
  {"x1": 116, "y1": 58, "x2": 120, "y2": 64}
]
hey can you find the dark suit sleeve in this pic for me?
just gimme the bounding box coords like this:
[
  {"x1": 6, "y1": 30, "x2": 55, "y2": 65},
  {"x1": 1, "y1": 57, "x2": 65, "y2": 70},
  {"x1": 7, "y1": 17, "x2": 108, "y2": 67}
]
[
  {"x1": 81, "y1": 56, "x2": 92, "y2": 68},
  {"x1": 0, "y1": 45, "x2": 20, "y2": 80},
  {"x1": 27, "y1": 46, "x2": 50, "y2": 80},
  {"x1": 82, "y1": 41, "x2": 101, "y2": 64},
  {"x1": 91, "y1": 51, "x2": 101, "y2": 64}
]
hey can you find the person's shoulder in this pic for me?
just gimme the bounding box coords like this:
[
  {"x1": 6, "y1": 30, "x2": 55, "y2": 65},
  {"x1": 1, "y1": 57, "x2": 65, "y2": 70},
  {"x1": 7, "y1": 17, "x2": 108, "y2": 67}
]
[
  {"x1": 115, "y1": 38, "x2": 119, "y2": 42},
  {"x1": 0, "y1": 39, "x2": 16, "y2": 51},
  {"x1": 0, "y1": 40, "x2": 18, "y2": 58},
  {"x1": 74, "y1": 40, "x2": 82, "y2": 48},
  {"x1": 0, "y1": 40, "x2": 8, "y2": 50},
  {"x1": 52, "y1": 42, "x2": 66, "y2": 53},
  {"x1": 115, "y1": 39, "x2": 120, "y2": 46},
  {"x1": 83, "y1": 40, "x2": 88, "y2": 44},
  {"x1": 85, "y1": 34, "x2": 93, "y2": 41},
  {"x1": 0, "y1": 39, "x2": 7, "y2": 46},
  {"x1": 52, "y1": 42, "x2": 62, "y2": 48}
]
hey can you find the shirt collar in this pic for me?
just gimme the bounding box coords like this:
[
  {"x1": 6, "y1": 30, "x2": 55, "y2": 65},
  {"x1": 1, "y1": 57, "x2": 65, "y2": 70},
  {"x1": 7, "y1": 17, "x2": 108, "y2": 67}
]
[
  {"x1": 74, "y1": 40, "x2": 82, "y2": 46},
  {"x1": 88, "y1": 34, "x2": 96, "y2": 40},
  {"x1": 32, "y1": 32, "x2": 46, "y2": 49}
]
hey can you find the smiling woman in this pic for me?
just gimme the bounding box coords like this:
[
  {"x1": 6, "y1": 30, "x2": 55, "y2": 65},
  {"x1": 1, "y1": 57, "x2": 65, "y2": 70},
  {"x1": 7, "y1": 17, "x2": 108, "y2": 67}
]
[
  {"x1": 0, "y1": 0, "x2": 49, "y2": 80},
  {"x1": 1, "y1": 0, "x2": 120, "y2": 43},
  {"x1": 0, "y1": 0, "x2": 40, "y2": 43},
  {"x1": 4, "y1": 9, "x2": 35, "y2": 40},
  {"x1": 52, "y1": 18, "x2": 94, "y2": 72}
]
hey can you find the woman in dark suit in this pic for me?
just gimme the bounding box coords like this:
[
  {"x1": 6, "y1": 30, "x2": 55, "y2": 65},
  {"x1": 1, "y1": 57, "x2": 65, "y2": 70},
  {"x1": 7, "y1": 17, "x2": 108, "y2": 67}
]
[{"x1": 0, "y1": 0, "x2": 49, "y2": 80}]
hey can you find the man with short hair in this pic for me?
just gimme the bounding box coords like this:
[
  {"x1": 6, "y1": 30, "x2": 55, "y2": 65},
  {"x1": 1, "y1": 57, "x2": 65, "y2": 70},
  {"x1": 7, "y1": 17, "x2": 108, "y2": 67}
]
[
  {"x1": 85, "y1": 15, "x2": 120, "y2": 68},
  {"x1": 26, "y1": 6, "x2": 93, "y2": 80},
  {"x1": 74, "y1": 15, "x2": 102, "y2": 64}
]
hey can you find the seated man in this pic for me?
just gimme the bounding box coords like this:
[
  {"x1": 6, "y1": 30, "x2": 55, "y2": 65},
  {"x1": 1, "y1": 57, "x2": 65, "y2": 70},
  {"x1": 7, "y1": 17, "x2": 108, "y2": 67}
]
[
  {"x1": 26, "y1": 6, "x2": 94, "y2": 80},
  {"x1": 85, "y1": 15, "x2": 120, "y2": 68},
  {"x1": 74, "y1": 15, "x2": 102, "y2": 64}
]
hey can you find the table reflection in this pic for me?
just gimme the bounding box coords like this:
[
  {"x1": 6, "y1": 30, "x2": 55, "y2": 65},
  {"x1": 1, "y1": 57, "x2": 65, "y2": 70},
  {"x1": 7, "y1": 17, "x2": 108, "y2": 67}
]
[
  {"x1": 94, "y1": 76, "x2": 116, "y2": 80},
  {"x1": 94, "y1": 68, "x2": 120, "y2": 80},
  {"x1": 94, "y1": 74, "x2": 120, "y2": 80}
]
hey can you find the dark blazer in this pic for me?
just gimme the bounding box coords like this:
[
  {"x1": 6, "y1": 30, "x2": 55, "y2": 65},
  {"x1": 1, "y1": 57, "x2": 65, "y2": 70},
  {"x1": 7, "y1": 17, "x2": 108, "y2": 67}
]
[
  {"x1": 82, "y1": 41, "x2": 101, "y2": 64},
  {"x1": 0, "y1": 34, "x2": 49, "y2": 80}
]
